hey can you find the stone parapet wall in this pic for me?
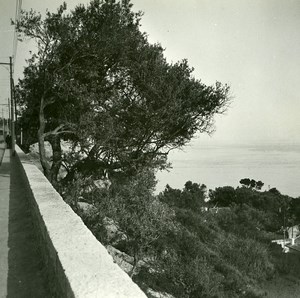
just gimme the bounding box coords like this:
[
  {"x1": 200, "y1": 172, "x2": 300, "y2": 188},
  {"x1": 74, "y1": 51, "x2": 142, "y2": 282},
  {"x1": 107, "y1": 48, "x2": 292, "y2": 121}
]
[{"x1": 15, "y1": 145, "x2": 147, "y2": 298}]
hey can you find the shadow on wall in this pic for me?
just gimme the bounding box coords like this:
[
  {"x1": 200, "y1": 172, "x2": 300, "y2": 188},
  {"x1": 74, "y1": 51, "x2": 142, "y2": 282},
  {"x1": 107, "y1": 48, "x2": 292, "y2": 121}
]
[{"x1": 7, "y1": 153, "x2": 51, "y2": 297}]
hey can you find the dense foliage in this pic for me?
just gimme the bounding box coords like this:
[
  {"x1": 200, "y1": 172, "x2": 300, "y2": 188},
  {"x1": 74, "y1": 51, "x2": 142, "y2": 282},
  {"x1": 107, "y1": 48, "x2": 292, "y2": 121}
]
[
  {"x1": 15, "y1": 0, "x2": 230, "y2": 185},
  {"x1": 240, "y1": 178, "x2": 264, "y2": 190},
  {"x1": 66, "y1": 173, "x2": 300, "y2": 298}
]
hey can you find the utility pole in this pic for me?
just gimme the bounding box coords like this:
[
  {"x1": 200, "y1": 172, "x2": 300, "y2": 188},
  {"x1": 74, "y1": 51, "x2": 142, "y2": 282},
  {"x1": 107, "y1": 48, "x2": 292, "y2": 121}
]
[
  {"x1": 8, "y1": 98, "x2": 11, "y2": 133},
  {"x1": 0, "y1": 58, "x2": 15, "y2": 154},
  {"x1": 9, "y1": 57, "x2": 15, "y2": 155},
  {"x1": 14, "y1": 82, "x2": 17, "y2": 138},
  {"x1": 2, "y1": 108, "x2": 4, "y2": 140}
]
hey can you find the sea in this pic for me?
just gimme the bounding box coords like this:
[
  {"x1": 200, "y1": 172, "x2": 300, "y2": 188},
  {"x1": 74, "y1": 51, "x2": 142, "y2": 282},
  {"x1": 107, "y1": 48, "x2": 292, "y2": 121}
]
[{"x1": 155, "y1": 143, "x2": 300, "y2": 198}]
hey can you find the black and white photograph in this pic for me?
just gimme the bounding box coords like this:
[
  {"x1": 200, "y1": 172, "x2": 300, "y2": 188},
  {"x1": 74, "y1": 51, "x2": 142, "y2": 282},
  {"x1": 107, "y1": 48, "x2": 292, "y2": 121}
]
[{"x1": 0, "y1": 0, "x2": 300, "y2": 297}]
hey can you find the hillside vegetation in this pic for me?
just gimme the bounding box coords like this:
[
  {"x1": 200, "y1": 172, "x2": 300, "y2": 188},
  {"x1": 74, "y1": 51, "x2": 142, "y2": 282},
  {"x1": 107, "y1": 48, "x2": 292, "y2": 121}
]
[{"x1": 62, "y1": 173, "x2": 300, "y2": 298}]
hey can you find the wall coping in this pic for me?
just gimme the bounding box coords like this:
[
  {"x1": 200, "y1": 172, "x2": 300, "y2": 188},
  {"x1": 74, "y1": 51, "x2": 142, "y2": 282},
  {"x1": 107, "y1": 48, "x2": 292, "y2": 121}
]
[{"x1": 15, "y1": 145, "x2": 147, "y2": 298}]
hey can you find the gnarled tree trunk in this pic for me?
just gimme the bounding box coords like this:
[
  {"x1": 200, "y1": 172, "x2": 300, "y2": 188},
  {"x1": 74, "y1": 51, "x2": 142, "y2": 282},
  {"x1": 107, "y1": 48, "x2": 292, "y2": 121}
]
[
  {"x1": 38, "y1": 95, "x2": 51, "y2": 178},
  {"x1": 48, "y1": 134, "x2": 62, "y2": 187}
]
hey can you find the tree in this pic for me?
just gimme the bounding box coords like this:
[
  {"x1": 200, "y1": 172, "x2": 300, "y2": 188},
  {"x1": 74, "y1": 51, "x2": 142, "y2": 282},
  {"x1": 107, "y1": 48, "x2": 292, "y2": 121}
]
[
  {"x1": 15, "y1": 3, "x2": 80, "y2": 185},
  {"x1": 250, "y1": 179, "x2": 257, "y2": 189},
  {"x1": 256, "y1": 180, "x2": 264, "y2": 190},
  {"x1": 159, "y1": 181, "x2": 207, "y2": 211},
  {"x1": 16, "y1": 0, "x2": 231, "y2": 184},
  {"x1": 209, "y1": 186, "x2": 237, "y2": 207},
  {"x1": 239, "y1": 178, "x2": 264, "y2": 190},
  {"x1": 239, "y1": 178, "x2": 251, "y2": 188}
]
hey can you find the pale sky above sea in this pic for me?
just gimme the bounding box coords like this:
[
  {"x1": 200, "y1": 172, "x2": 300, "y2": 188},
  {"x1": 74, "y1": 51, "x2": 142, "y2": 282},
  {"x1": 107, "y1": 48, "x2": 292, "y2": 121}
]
[
  {"x1": 1, "y1": 0, "x2": 300, "y2": 147},
  {"x1": 156, "y1": 143, "x2": 300, "y2": 197}
]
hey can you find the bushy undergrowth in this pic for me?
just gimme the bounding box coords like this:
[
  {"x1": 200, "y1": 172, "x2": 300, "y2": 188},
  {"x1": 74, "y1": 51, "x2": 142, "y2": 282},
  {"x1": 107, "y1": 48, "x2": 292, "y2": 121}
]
[{"x1": 61, "y1": 172, "x2": 297, "y2": 298}]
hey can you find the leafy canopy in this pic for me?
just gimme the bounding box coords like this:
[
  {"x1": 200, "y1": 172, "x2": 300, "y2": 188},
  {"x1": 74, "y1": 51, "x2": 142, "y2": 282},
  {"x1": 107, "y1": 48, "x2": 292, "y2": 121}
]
[{"x1": 16, "y1": 0, "x2": 231, "y2": 182}]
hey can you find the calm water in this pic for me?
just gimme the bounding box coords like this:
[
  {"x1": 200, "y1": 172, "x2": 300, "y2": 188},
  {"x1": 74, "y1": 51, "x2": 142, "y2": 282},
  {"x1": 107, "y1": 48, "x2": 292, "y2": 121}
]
[{"x1": 155, "y1": 143, "x2": 300, "y2": 198}]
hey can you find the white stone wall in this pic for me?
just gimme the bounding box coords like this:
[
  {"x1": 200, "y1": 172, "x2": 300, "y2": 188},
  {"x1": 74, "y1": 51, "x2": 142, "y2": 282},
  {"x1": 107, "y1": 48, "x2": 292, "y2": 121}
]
[{"x1": 15, "y1": 145, "x2": 147, "y2": 298}]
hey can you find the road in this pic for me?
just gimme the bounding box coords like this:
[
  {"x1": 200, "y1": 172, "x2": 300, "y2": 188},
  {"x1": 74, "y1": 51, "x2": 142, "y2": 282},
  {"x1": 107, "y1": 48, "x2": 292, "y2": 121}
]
[{"x1": 0, "y1": 144, "x2": 50, "y2": 297}]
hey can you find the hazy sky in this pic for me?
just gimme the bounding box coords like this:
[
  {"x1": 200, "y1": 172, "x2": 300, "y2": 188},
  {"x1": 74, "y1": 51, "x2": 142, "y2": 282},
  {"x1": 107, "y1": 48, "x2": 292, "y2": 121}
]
[{"x1": 1, "y1": 0, "x2": 300, "y2": 146}]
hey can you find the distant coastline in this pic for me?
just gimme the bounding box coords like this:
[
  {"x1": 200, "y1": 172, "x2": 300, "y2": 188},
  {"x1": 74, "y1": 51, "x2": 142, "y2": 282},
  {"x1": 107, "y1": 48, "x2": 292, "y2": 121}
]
[{"x1": 156, "y1": 142, "x2": 300, "y2": 198}]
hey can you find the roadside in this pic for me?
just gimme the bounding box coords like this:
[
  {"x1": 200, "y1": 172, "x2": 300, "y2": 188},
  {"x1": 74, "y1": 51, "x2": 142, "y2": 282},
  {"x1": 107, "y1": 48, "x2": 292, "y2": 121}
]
[{"x1": 0, "y1": 145, "x2": 51, "y2": 297}]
